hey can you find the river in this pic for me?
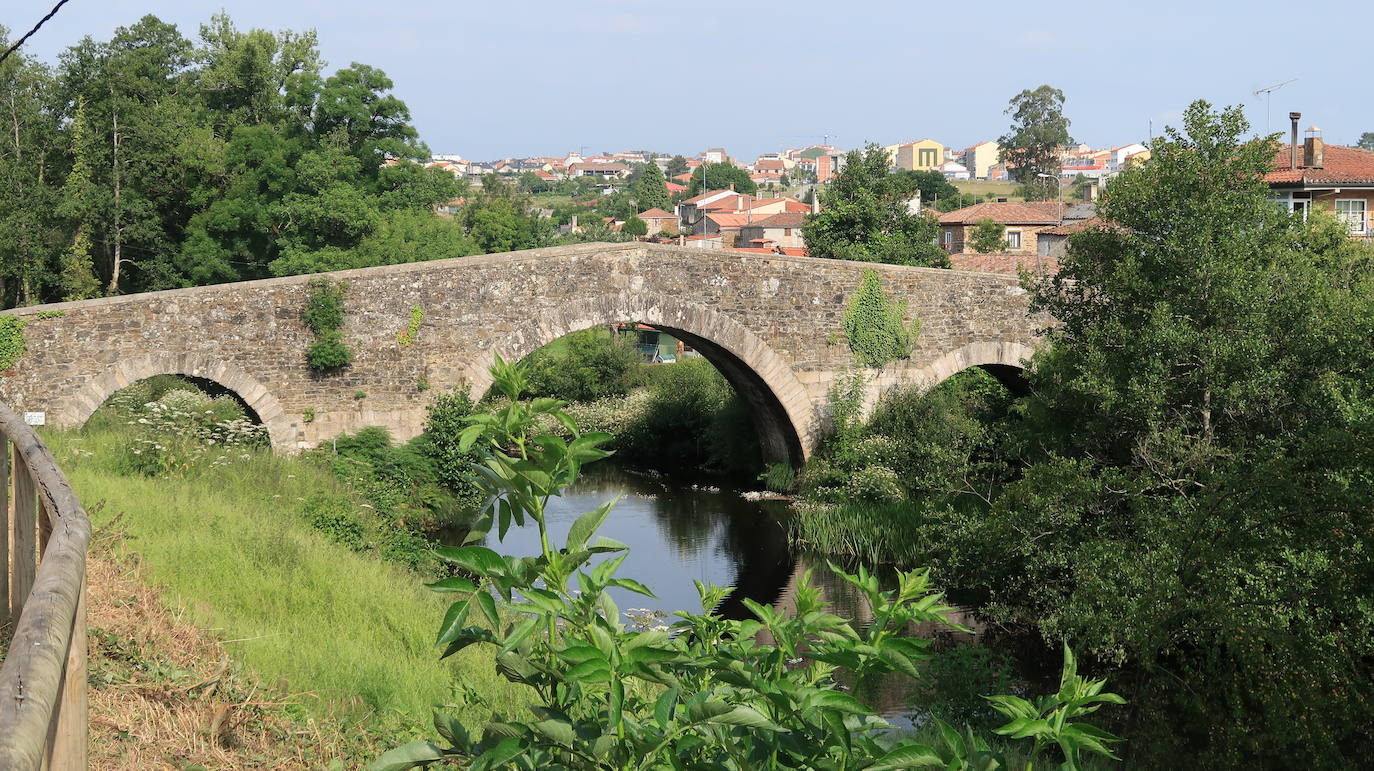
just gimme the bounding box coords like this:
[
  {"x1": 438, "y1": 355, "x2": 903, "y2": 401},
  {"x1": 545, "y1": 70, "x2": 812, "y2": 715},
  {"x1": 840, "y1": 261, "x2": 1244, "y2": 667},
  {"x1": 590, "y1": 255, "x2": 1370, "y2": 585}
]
[{"x1": 475, "y1": 460, "x2": 1037, "y2": 725}]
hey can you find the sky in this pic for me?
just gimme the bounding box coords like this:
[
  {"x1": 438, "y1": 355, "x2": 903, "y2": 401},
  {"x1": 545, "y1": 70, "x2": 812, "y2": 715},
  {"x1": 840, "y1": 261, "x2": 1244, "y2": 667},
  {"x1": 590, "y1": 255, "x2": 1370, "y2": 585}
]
[{"x1": 7, "y1": 0, "x2": 1372, "y2": 161}]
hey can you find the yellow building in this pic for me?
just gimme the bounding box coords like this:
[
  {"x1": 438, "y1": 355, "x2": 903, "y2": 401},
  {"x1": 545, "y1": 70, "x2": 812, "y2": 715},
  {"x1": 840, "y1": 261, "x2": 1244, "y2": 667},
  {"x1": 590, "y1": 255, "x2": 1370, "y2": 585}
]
[
  {"x1": 962, "y1": 141, "x2": 1001, "y2": 179},
  {"x1": 895, "y1": 139, "x2": 945, "y2": 172}
]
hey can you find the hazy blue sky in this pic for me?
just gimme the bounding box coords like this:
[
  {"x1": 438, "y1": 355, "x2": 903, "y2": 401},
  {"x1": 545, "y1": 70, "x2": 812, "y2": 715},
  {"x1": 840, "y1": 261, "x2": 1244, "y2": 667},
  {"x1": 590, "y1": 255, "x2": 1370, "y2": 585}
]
[{"x1": 7, "y1": 0, "x2": 1371, "y2": 161}]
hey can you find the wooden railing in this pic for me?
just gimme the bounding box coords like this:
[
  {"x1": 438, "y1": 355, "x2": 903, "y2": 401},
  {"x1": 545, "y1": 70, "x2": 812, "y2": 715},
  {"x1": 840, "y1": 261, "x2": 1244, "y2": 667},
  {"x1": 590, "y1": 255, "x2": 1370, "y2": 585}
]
[{"x1": 0, "y1": 403, "x2": 90, "y2": 769}]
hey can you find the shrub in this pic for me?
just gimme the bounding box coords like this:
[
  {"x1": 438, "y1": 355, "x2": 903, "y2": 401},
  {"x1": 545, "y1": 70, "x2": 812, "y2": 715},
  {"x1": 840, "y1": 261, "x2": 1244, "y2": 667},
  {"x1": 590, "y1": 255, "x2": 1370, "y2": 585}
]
[
  {"x1": 308, "y1": 330, "x2": 353, "y2": 371},
  {"x1": 0, "y1": 315, "x2": 26, "y2": 372},
  {"x1": 303, "y1": 278, "x2": 351, "y2": 373},
  {"x1": 841, "y1": 270, "x2": 919, "y2": 367},
  {"x1": 303, "y1": 493, "x2": 367, "y2": 551},
  {"x1": 521, "y1": 328, "x2": 643, "y2": 402}
]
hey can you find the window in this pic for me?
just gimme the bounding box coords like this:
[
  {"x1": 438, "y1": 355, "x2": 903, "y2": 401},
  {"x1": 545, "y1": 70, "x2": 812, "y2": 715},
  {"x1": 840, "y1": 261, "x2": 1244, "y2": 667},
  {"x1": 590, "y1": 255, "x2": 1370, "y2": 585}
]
[
  {"x1": 1336, "y1": 199, "x2": 1368, "y2": 234},
  {"x1": 1006, "y1": 230, "x2": 1022, "y2": 249},
  {"x1": 943, "y1": 229, "x2": 953, "y2": 246}
]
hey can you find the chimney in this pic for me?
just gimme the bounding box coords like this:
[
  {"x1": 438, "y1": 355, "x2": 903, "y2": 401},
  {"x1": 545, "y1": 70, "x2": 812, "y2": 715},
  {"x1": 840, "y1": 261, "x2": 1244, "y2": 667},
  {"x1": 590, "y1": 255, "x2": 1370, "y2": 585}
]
[
  {"x1": 1304, "y1": 125, "x2": 1324, "y2": 169},
  {"x1": 811, "y1": 189, "x2": 820, "y2": 215},
  {"x1": 1289, "y1": 112, "x2": 1301, "y2": 169}
]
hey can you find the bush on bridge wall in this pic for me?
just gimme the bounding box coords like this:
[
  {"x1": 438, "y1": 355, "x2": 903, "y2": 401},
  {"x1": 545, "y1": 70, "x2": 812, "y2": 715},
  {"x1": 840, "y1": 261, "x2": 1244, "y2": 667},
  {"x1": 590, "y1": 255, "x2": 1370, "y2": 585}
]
[
  {"x1": 303, "y1": 278, "x2": 353, "y2": 373},
  {"x1": 840, "y1": 270, "x2": 920, "y2": 367},
  {"x1": 0, "y1": 315, "x2": 26, "y2": 372}
]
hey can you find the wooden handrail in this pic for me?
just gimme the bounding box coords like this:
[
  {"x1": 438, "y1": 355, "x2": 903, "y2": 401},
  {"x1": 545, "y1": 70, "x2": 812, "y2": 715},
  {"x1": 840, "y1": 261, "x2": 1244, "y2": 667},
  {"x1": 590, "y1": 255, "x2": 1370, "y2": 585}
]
[{"x1": 0, "y1": 402, "x2": 90, "y2": 770}]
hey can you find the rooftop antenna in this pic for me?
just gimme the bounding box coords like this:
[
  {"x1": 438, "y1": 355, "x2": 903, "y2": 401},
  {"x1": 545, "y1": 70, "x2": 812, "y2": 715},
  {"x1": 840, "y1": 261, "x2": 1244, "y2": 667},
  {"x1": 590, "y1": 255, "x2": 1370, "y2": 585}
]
[{"x1": 1253, "y1": 78, "x2": 1298, "y2": 134}]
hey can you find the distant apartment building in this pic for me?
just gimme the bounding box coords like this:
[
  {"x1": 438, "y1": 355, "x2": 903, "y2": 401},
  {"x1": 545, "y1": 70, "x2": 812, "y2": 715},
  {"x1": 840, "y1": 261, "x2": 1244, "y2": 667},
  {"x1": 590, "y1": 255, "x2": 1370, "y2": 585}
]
[
  {"x1": 701, "y1": 147, "x2": 728, "y2": 163},
  {"x1": 963, "y1": 141, "x2": 1001, "y2": 179},
  {"x1": 894, "y1": 139, "x2": 945, "y2": 172}
]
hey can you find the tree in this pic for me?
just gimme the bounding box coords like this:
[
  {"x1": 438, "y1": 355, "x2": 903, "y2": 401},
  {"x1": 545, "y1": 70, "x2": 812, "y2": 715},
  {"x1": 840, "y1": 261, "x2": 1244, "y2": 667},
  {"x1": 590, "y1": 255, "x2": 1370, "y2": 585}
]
[
  {"x1": 621, "y1": 214, "x2": 648, "y2": 237},
  {"x1": 961, "y1": 100, "x2": 1374, "y2": 765},
  {"x1": 894, "y1": 169, "x2": 958, "y2": 210},
  {"x1": 665, "y1": 154, "x2": 688, "y2": 177},
  {"x1": 684, "y1": 162, "x2": 755, "y2": 196},
  {"x1": 1358, "y1": 132, "x2": 1374, "y2": 151},
  {"x1": 312, "y1": 62, "x2": 424, "y2": 178},
  {"x1": 968, "y1": 218, "x2": 1006, "y2": 253},
  {"x1": 631, "y1": 161, "x2": 670, "y2": 211},
  {"x1": 999, "y1": 85, "x2": 1072, "y2": 201},
  {"x1": 801, "y1": 143, "x2": 949, "y2": 268},
  {"x1": 0, "y1": 32, "x2": 66, "y2": 305}
]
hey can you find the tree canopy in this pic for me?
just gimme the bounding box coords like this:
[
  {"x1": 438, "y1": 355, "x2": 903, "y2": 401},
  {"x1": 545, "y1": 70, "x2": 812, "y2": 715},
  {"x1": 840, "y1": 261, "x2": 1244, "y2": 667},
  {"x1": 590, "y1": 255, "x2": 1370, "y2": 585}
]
[
  {"x1": 801, "y1": 144, "x2": 949, "y2": 268},
  {"x1": 1358, "y1": 131, "x2": 1374, "y2": 151},
  {"x1": 975, "y1": 100, "x2": 1374, "y2": 764},
  {"x1": 0, "y1": 13, "x2": 518, "y2": 306},
  {"x1": 685, "y1": 162, "x2": 755, "y2": 196},
  {"x1": 999, "y1": 85, "x2": 1072, "y2": 201}
]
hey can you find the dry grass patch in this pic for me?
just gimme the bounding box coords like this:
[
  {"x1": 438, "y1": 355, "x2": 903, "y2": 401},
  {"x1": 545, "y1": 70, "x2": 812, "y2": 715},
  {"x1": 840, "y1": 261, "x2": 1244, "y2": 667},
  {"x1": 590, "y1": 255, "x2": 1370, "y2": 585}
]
[{"x1": 86, "y1": 527, "x2": 377, "y2": 770}]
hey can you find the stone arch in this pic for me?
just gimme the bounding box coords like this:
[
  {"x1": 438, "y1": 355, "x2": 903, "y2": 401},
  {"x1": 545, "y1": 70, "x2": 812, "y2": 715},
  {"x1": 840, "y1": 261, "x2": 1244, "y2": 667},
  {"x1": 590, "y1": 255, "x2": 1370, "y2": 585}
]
[
  {"x1": 63, "y1": 352, "x2": 291, "y2": 451},
  {"x1": 458, "y1": 294, "x2": 818, "y2": 466},
  {"x1": 865, "y1": 340, "x2": 1036, "y2": 413}
]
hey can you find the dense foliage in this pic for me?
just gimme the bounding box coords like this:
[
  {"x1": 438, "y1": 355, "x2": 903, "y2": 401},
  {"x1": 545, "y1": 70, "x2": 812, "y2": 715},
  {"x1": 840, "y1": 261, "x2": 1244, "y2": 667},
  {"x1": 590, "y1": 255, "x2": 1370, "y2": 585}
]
[
  {"x1": 840, "y1": 270, "x2": 919, "y2": 367},
  {"x1": 684, "y1": 162, "x2": 756, "y2": 197},
  {"x1": 796, "y1": 101, "x2": 1374, "y2": 767},
  {"x1": 0, "y1": 14, "x2": 582, "y2": 308},
  {"x1": 521, "y1": 329, "x2": 644, "y2": 403},
  {"x1": 630, "y1": 163, "x2": 670, "y2": 212},
  {"x1": 303, "y1": 277, "x2": 352, "y2": 372},
  {"x1": 374, "y1": 360, "x2": 1125, "y2": 771},
  {"x1": 802, "y1": 144, "x2": 950, "y2": 268},
  {"x1": 968, "y1": 219, "x2": 1007, "y2": 253},
  {"x1": 999, "y1": 85, "x2": 1072, "y2": 201}
]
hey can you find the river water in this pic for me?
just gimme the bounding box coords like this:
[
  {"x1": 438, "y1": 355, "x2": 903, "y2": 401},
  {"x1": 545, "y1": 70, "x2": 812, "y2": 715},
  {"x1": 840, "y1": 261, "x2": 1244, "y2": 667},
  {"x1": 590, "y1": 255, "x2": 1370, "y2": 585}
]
[{"x1": 475, "y1": 461, "x2": 1027, "y2": 724}]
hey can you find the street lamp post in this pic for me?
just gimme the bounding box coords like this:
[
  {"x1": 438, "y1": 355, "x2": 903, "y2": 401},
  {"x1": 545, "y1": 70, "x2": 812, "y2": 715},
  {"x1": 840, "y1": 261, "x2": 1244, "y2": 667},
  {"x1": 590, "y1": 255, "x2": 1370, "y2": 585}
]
[{"x1": 1036, "y1": 172, "x2": 1063, "y2": 218}]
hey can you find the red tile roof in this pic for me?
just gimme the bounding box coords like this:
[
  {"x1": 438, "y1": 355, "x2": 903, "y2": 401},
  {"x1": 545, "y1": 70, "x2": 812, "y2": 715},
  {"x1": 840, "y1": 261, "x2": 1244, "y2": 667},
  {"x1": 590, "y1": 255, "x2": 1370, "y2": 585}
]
[
  {"x1": 950, "y1": 253, "x2": 1058, "y2": 275},
  {"x1": 637, "y1": 208, "x2": 676, "y2": 219},
  {"x1": 744, "y1": 212, "x2": 806, "y2": 229},
  {"x1": 1265, "y1": 144, "x2": 1374, "y2": 185},
  {"x1": 1039, "y1": 216, "x2": 1116, "y2": 237},
  {"x1": 939, "y1": 202, "x2": 1064, "y2": 225},
  {"x1": 703, "y1": 213, "x2": 752, "y2": 229}
]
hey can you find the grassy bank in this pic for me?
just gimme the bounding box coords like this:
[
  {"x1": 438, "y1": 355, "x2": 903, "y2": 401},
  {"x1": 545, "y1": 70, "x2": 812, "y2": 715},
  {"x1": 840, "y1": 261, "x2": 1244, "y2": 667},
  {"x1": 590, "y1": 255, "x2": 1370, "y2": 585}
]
[{"x1": 46, "y1": 426, "x2": 523, "y2": 732}]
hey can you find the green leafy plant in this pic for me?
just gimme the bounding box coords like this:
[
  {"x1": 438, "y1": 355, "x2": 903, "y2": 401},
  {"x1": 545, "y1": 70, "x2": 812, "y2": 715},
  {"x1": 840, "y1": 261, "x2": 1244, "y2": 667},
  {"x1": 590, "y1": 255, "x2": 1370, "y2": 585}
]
[
  {"x1": 969, "y1": 218, "x2": 1008, "y2": 253},
  {"x1": 398, "y1": 304, "x2": 424, "y2": 347},
  {"x1": 0, "y1": 316, "x2": 26, "y2": 372},
  {"x1": 372, "y1": 358, "x2": 1124, "y2": 771},
  {"x1": 841, "y1": 270, "x2": 920, "y2": 367},
  {"x1": 302, "y1": 407, "x2": 316, "y2": 424},
  {"x1": 416, "y1": 375, "x2": 430, "y2": 392},
  {"x1": 354, "y1": 390, "x2": 368, "y2": 400},
  {"x1": 303, "y1": 278, "x2": 352, "y2": 373},
  {"x1": 34, "y1": 310, "x2": 66, "y2": 319}
]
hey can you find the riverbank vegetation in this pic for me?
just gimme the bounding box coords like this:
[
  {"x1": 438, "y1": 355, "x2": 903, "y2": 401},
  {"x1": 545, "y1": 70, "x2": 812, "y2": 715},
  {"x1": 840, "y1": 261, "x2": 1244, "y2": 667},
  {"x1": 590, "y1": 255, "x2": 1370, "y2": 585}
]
[
  {"x1": 791, "y1": 102, "x2": 1374, "y2": 767},
  {"x1": 46, "y1": 378, "x2": 525, "y2": 749},
  {"x1": 375, "y1": 361, "x2": 1126, "y2": 771}
]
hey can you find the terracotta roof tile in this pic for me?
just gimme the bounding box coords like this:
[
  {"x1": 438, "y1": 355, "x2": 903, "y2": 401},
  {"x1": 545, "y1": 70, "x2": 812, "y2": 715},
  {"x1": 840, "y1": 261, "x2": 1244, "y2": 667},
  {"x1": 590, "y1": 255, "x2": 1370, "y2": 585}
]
[
  {"x1": 744, "y1": 212, "x2": 806, "y2": 229},
  {"x1": 939, "y1": 202, "x2": 1065, "y2": 225},
  {"x1": 703, "y1": 213, "x2": 752, "y2": 229},
  {"x1": 1265, "y1": 144, "x2": 1374, "y2": 185},
  {"x1": 637, "y1": 208, "x2": 676, "y2": 219}
]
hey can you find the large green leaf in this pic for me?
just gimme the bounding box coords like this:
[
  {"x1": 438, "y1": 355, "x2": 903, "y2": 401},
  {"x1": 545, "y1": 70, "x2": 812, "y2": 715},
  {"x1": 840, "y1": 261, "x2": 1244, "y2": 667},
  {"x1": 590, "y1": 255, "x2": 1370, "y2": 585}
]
[
  {"x1": 566, "y1": 499, "x2": 617, "y2": 551},
  {"x1": 435, "y1": 545, "x2": 505, "y2": 577},
  {"x1": 368, "y1": 740, "x2": 447, "y2": 771},
  {"x1": 866, "y1": 744, "x2": 947, "y2": 770}
]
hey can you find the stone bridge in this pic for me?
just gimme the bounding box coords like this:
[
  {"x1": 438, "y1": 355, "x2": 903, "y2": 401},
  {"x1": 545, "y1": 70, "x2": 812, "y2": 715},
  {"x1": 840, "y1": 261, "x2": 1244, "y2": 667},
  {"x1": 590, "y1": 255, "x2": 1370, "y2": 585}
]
[{"x1": 0, "y1": 243, "x2": 1041, "y2": 466}]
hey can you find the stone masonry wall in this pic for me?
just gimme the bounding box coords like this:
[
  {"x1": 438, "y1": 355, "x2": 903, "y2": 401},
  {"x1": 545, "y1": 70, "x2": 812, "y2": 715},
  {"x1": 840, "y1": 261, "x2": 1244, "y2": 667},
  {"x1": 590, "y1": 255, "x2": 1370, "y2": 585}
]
[{"x1": 0, "y1": 242, "x2": 1041, "y2": 461}]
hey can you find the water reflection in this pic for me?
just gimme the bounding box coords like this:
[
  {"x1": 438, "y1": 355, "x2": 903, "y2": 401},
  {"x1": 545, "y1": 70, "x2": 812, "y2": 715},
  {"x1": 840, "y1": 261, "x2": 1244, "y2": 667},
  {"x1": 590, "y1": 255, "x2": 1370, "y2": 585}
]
[{"x1": 484, "y1": 460, "x2": 1036, "y2": 723}]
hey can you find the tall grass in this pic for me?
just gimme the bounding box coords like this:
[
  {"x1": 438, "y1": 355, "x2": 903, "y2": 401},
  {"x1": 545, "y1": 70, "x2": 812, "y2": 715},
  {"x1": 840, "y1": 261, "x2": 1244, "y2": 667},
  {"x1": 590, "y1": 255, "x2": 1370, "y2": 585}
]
[
  {"x1": 45, "y1": 426, "x2": 524, "y2": 729},
  {"x1": 789, "y1": 500, "x2": 935, "y2": 567}
]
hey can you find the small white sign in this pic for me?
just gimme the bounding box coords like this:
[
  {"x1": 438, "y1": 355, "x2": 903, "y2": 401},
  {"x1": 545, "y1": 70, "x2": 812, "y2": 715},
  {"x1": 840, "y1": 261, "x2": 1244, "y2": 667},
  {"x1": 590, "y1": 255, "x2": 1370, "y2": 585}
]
[{"x1": 23, "y1": 412, "x2": 45, "y2": 426}]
